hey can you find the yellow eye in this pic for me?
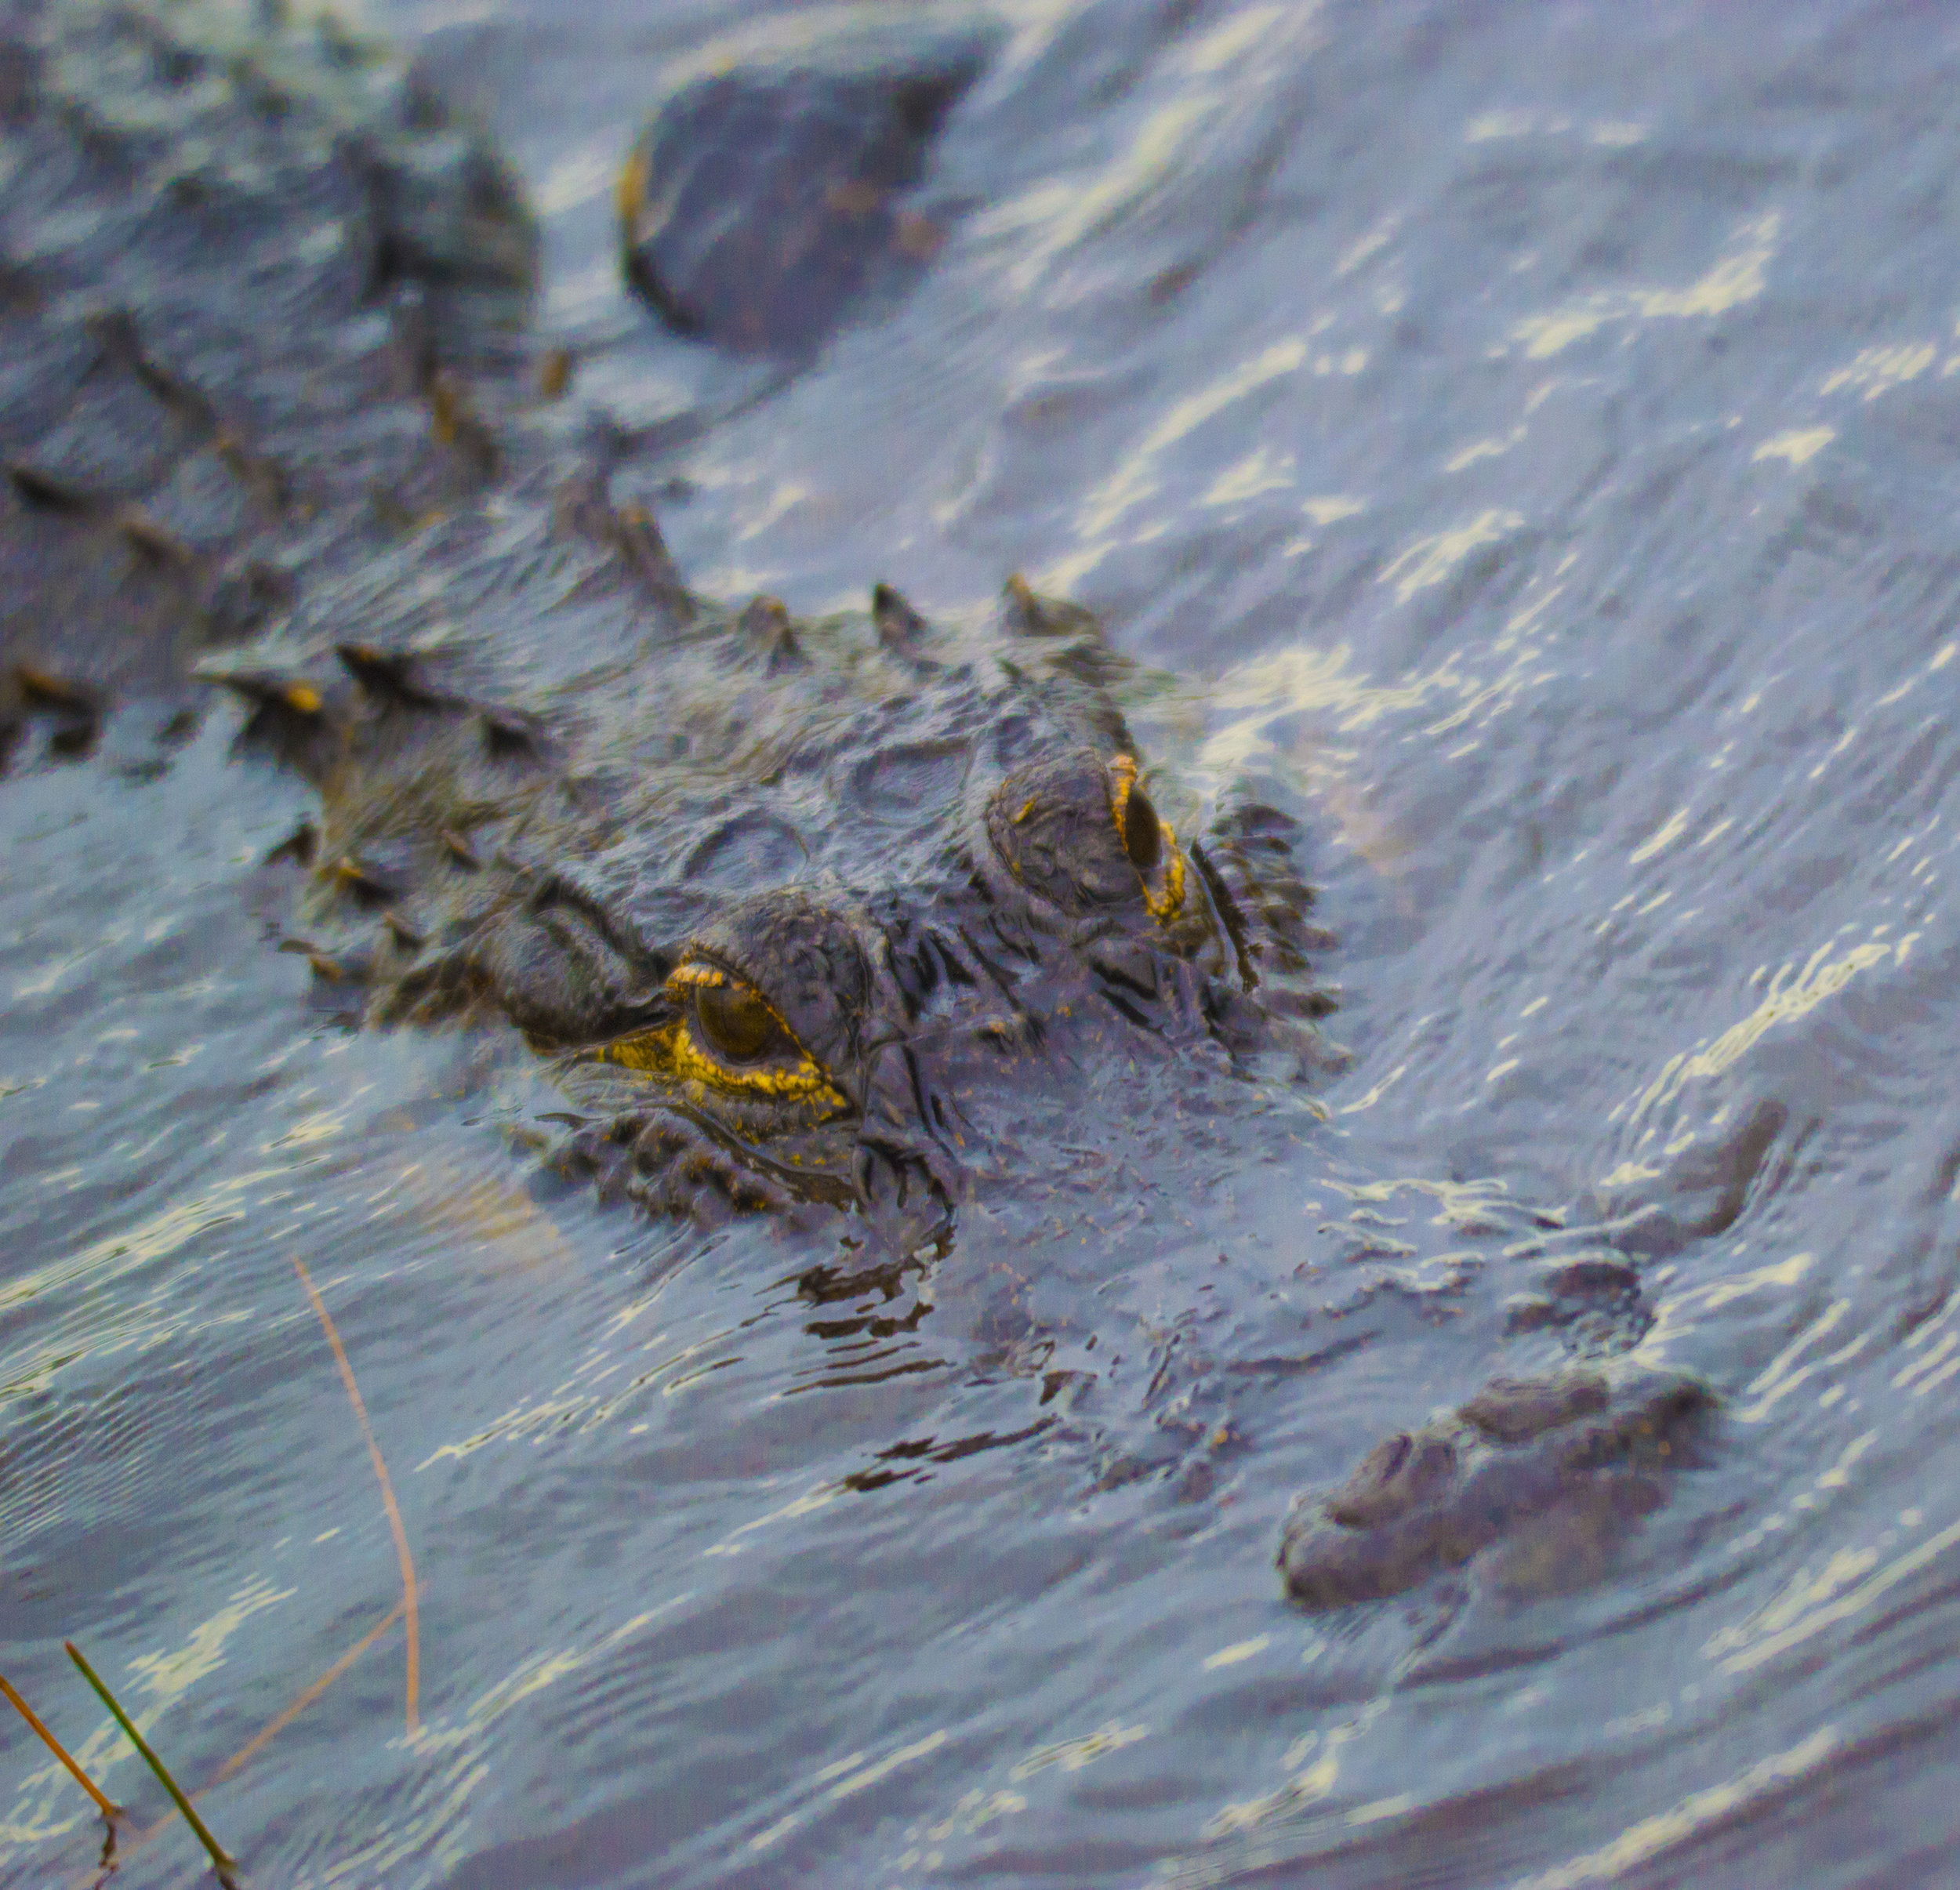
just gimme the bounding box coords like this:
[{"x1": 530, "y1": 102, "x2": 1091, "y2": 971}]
[
  {"x1": 692, "y1": 980, "x2": 795, "y2": 1065},
  {"x1": 591, "y1": 963, "x2": 846, "y2": 1108},
  {"x1": 1108, "y1": 755, "x2": 1185, "y2": 922}
]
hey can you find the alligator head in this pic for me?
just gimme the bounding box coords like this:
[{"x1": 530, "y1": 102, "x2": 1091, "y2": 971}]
[{"x1": 223, "y1": 571, "x2": 1337, "y2": 1235}]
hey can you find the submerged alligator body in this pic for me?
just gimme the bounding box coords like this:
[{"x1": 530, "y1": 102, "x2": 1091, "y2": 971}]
[
  {"x1": 0, "y1": 0, "x2": 1713, "y2": 1610},
  {"x1": 0, "y1": 0, "x2": 538, "y2": 744}
]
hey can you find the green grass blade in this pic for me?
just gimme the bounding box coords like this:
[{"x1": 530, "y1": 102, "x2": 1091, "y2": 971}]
[{"x1": 64, "y1": 1642, "x2": 236, "y2": 1885}]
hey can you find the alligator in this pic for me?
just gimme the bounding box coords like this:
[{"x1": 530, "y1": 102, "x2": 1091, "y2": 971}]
[
  {"x1": 227, "y1": 579, "x2": 1341, "y2": 1224},
  {"x1": 0, "y1": 0, "x2": 1713, "y2": 1610}
]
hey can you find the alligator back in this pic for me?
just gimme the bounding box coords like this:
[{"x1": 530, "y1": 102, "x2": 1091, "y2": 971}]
[{"x1": 0, "y1": 0, "x2": 537, "y2": 746}]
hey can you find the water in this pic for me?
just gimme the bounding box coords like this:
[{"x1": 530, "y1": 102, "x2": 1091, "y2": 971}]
[{"x1": 7, "y1": 0, "x2": 1960, "y2": 1882}]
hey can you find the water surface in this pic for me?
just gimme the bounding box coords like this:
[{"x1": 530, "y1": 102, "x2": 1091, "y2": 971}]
[{"x1": 7, "y1": 2, "x2": 1960, "y2": 1885}]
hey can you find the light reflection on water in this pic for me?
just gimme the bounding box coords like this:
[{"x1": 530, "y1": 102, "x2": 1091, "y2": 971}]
[{"x1": 7, "y1": 0, "x2": 1960, "y2": 1885}]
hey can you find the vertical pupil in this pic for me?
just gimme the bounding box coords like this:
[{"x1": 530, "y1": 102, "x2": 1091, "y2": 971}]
[
  {"x1": 1123, "y1": 789, "x2": 1162, "y2": 871},
  {"x1": 693, "y1": 984, "x2": 782, "y2": 1062}
]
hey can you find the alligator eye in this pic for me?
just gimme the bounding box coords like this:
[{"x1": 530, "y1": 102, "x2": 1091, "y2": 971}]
[
  {"x1": 1123, "y1": 788, "x2": 1163, "y2": 872},
  {"x1": 692, "y1": 980, "x2": 795, "y2": 1065},
  {"x1": 591, "y1": 962, "x2": 848, "y2": 1108},
  {"x1": 1108, "y1": 754, "x2": 1186, "y2": 923}
]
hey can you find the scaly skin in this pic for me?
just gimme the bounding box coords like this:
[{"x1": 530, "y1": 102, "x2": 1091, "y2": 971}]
[
  {"x1": 0, "y1": 0, "x2": 539, "y2": 753},
  {"x1": 226, "y1": 574, "x2": 1340, "y2": 1224}
]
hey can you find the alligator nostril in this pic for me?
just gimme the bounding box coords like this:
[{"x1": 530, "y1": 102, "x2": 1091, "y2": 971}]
[{"x1": 333, "y1": 855, "x2": 397, "y2": 909}]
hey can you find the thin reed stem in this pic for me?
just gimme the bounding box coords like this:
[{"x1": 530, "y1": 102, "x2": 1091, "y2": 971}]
[
  {"x1": 202, "y1": 1595, "x2": 406, "y2": 1793},
  {"x1": 0, "y1": 1670, "x2": 118, "y2": 1819},
  {"x1": 111, "y1": 1596, "x2": 409, "y2": 1874},
  {"x1": 291, "y1": 1257, "x2": 421, "y2": 1734}
]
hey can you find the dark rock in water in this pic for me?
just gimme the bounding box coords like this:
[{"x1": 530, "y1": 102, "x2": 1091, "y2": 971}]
[{"x1": 617, "y1": 5, "x2": 997, "y2": 356}]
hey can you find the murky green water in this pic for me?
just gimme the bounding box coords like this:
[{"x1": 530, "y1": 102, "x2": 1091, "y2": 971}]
[{"x1": 9, "y1": 1, "x2": 1960, "y2": 1884}]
